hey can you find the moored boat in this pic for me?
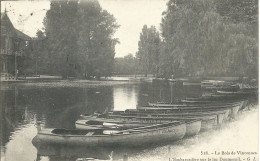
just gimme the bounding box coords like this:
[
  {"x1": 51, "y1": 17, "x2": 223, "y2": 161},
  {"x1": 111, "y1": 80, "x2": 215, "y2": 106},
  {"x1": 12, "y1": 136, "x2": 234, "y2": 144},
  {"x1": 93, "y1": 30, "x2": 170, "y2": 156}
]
[
  {"x1": 129, "y1": 115, "x2": 215, "y2": 131},
  {"x1": 82, "y1": 113, "x2": 215, "y2": 132},
  {"x1": 76, "y1": 118, "x2": 201, "y2": 137},
  {"x1": 148, "y1": 101, "x2": 242, "y2": 108},
  {"x1": 148, "y1": 102, "x2": 187, "y2": 107},
  {"x1": 182, "y1": 91, "x2": 255, "y2": 101},
  {"x1": 111, "y1": 109, "x2": 230, "y2": 122},
  {"x1": 137, "y1": 103, "x2": 239, "y2": 119},
  {"x1": 139, "y1": 101, "x2": 241, "y2": 110},
  {"x1": 33, "y1": 122, "x2": 186, "y2": 147},
  {"x1": 216, "y1": 90, "x2": 257, "y2": 97}
]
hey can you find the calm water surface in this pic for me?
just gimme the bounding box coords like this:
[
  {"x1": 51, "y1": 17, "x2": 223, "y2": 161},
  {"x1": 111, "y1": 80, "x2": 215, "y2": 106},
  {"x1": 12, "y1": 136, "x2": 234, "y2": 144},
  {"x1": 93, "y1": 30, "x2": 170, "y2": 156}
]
[{"x1": 1, "y1": 80, "x2": 257, "y2": 161}]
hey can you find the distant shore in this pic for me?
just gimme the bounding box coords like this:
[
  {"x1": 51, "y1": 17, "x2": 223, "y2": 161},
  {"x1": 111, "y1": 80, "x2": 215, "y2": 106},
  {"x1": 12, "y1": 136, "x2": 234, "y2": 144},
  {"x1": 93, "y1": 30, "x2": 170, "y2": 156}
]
[
  {"x1": 0, "y1": 75, "x2": 155, "y2": 83},
  {"x1": 0, "y1": 75, "x2": 145, "y2": 90}
]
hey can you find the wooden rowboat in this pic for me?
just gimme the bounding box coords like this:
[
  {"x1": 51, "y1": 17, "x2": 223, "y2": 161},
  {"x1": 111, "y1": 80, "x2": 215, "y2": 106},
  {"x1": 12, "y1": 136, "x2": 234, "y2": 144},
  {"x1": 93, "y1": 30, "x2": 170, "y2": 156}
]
[
  {"x1": 110, "y1": 112, "x2": 225, "y2": 126},
  {"x1": 136, "y1": 104, "x2": 240, "y2": 119},
  {"x1": 216, "y1": 90, "x2": 257, "y2": 96},
  {"x1": 141, "y1": 102, "x2": 242, "y2": 110},
  {"x1": 183, "y1": 92, "x2": 254, "y2": 101},
  {"x1": 148, "y1": 101, "x2": 241, "y2": 107},
  {"x1": 110, "y1": 115, "x2": 215, "y2": 132},
  {"x1": 33, "y1": 122, "x2": 186, "y2": 147},
  {"x1": 81, "y1": 113, "x2": 215, "y2": 132},
  {"x1": 111, "y1": 109, "x2": 230, "y2": 122},
  {"x1": 76, "y1": 119, "x2": 201, "y2": 137}
]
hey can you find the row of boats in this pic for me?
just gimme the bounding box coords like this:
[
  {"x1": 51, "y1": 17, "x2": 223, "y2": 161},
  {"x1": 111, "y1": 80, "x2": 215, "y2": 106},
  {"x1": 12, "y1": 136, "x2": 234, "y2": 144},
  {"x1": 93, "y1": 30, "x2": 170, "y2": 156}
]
[{"x1": 32, "y1": 85, "x2": 257, "y2": 147}]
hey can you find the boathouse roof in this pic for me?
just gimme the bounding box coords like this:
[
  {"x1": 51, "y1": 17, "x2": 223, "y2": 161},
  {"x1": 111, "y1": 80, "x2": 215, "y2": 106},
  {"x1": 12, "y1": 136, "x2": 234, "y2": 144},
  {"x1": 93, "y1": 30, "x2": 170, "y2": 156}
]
[{"x1": 1, "y1": 12, "x2": 31, "y2": 40}]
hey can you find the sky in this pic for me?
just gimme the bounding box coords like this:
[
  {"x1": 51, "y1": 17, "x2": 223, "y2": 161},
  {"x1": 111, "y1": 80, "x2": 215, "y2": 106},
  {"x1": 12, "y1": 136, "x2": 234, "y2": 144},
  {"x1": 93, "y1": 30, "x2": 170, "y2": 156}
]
[{"x1": 1, "y1": 0, "x2": 167, "y2": 57}]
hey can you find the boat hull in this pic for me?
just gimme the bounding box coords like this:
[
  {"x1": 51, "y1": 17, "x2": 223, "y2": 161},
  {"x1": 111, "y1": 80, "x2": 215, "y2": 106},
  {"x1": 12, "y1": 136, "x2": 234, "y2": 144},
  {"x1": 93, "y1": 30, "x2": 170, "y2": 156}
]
[
  {"x1": 86, "y1": 114, "x2": 213, "y2": 133},
  {"x1": 148, "y1": 101, "x2": 242, "y2": 107},
  {"x1": 34, "y1": 123, "x2": 186, "y2": 147},
  {"x1": 134, "y1": 116, "x2": 218, "y2": 131},
  {"x1": 185, "y1": 120, "x2": 201, "y2": 137},
  {"x1": 76, "y1": 119, "x2": 201, "y2": 138},
  {"x1": 112, "y1": 109, "x2": 230, "y2": 121},
  {"x1": 137, "y1": 102, "x2": 242, "y2": 111}
]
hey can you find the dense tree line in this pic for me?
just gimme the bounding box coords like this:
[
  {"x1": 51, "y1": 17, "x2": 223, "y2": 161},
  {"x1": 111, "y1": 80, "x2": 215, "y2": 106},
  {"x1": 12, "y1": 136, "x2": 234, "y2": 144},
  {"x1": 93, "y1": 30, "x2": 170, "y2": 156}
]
[
  {"x1": 24, "y1": 0, "x2": 119, "y2": 79},
  {"x1": 113, "y1": 54, "x2": 136, "y2": 75},
  {"x1": 137, "y1": 0, "x2": 258, "y2": 78},
  {"x1": 22, "y1": 0, "x2": 257, "y2": 79}
]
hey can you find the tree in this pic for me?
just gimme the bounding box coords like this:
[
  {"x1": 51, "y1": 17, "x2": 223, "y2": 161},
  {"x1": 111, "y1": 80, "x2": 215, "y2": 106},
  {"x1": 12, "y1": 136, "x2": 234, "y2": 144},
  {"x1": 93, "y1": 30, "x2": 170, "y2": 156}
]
[
  {"x1": 20, "y1": 30, "x2": 47, "y2": 76},
  {"x1": 77, "y1": 0, "x2": 119, "y2": 79},
  {"x1": 113, "y1": 53, "x2": 136, "y2": 75},
  {"x1": 136, "y1": 25, "x2": 161, "y2": 77},
  {"x1": 43, "y1": 0, "x2": 119, "y2": 79},
  {"x1": 159, "y1": 0, "x2": 258, "y2": 78},
  {"x1": 44, "y1": 0, "x2": 79, "y2": 78}
]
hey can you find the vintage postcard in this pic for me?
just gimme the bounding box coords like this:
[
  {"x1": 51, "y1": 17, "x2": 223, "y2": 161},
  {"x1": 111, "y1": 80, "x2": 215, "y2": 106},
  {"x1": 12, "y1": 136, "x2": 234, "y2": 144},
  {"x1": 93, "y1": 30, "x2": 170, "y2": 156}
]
[{"x1": 0, "y1": 0, "x2": 258, "y2": 161}]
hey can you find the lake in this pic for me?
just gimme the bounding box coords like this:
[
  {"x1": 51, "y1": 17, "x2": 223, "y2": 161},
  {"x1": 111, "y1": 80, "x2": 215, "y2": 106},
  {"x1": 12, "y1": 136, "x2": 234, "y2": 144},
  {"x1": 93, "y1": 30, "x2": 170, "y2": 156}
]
[{"x1": 0, "y1": 80, "x2": 258, "y2": 161}]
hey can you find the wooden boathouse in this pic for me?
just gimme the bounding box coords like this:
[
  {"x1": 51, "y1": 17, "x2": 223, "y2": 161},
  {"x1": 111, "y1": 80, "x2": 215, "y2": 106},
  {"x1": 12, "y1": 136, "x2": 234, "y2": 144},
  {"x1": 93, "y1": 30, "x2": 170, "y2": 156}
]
[{"x1": 1, "y1": 11, "x2": 31, "y2": 80}]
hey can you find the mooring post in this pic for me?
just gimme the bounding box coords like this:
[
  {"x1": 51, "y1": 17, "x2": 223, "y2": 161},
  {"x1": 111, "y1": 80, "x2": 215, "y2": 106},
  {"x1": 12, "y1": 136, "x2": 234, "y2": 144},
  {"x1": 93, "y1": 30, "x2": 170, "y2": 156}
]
[
  {"x1": 109, "y1": 151, "x2": 114, "y2": 160},
  {"x1": 34, "y1": 114, "x2": 41, "y2": 133},
  {"x1": 36, "y1": 122, "x2": 41, "y2": 132},
  {"x1": 123, "y1": 153, "x2": 128, "y2": 161}
]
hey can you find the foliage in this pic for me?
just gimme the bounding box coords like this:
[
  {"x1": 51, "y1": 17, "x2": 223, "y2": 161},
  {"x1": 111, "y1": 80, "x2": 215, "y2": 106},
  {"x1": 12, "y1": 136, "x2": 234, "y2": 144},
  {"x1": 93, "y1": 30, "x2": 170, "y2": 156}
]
[
  {"x1": 158, "y1": 0, "x2": 258, "y2": 78},
  {"x1": 214, "y1": 0, "x2": 258, "y2": 24},
  {"x1": 44, "y1": 1, "x2": 79, "y2": 78},
  {"x1": 35, "y1": 0, "x2": 119, "y2": 79},
  {"x1": 113, "y1": 54, "x2": 136, "y2": 75},
  {"x1": 136, "y1": 25, "x2": 161, "y2": 77},
  {"x1": 77, "y1": 1, "x2": 119, "y2": 79},
  {"x1": 22, "y1": 0, "x2": 257, "y2": 79},
  {"x1": 20, "y1": 30, "x2": 48, "y2": 76}
]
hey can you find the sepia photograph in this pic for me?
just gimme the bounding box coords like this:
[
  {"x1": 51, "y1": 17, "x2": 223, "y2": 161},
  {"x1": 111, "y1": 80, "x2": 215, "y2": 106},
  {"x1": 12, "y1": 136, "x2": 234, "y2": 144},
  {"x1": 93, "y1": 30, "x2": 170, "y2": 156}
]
[{"x1": 0, "y1": 0, "x2": 258, "y2": 161}]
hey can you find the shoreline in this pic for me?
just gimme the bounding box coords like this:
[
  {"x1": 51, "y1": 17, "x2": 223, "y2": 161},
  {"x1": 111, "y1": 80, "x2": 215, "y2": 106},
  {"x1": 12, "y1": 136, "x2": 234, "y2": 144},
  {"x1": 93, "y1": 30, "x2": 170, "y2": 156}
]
[{"x1": 125, "y1": 106, "x2": 259, "y2": 161}]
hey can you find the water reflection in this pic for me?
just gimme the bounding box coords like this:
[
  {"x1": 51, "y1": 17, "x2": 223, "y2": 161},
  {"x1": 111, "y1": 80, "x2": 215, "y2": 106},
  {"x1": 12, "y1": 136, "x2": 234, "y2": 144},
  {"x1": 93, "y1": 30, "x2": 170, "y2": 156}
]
[
  {"x1": 2, "y1": 123, "x2": 37, "y2": 161},
  {"x1": 1, "y1": 81, "x2": 202, "y2": 161},
  {"x1": 113, "y1": 85, "x2": 138, "y2": 110}
]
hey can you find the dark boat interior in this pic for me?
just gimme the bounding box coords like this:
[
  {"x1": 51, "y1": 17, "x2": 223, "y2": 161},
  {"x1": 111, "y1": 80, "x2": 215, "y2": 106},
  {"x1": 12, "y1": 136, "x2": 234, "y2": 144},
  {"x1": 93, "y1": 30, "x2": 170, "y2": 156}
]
[{"x1": 51, "y1": 129, "x2": 103, "y2": 135}]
